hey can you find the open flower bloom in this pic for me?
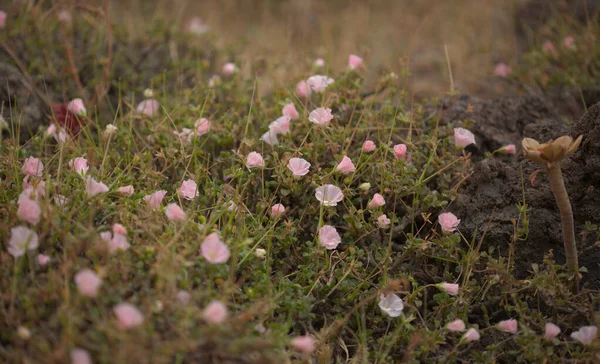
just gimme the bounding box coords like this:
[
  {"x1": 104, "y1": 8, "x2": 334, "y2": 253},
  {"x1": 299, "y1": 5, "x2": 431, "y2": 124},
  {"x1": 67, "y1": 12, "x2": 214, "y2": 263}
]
[
  {"x1": 309, "y1": 107, "x2": 333, "y2": 126},
  {"x1": 348, "y1": 54, "x2": 363, "y2": 69},
  {"x1": 363, "y1": 140, "x2": 376, "y2": 152},
  {"x1": 461, "y1": 328, "x2": 480, "y2": 343},
  {"x1": 271, "y1": 203, "x2": 285, "y2": 217},
  {"x1": 521, "y1": 135, "x2": 582, "y2": 165},
  {"x1": 165, "y1": 203, "x2": 186, "y2": 221},
  {"x1": 378, "y1": 293, "x2": 404, "y2": 317},
  {"x1": 137, "y1": 99, "x2": 160, "y2": 117},
  {"x1": 438, "y1": 212, "x2": 460, "y2": 232},
  {"x1": 195, "y1": 118, "x2": 211, "y2": 136},
  {"x1": 113, "y1": 303, "x2": 144, "y2": 329},
  {"x1": 335, "y1": 156, "x2": 355, "y2": 174},
  {"x1": 22, "y1": 177, "x2": 45, "y2": 199},
  {"x1": 70, "y1": 348, "x2": 91, "y2": 364},
  {"x1": 112, "y1": 224, "x2": 126, "y2": 235},
  {"x1": 291, "y1": 335, "x2": 316, "y2": 354},
  {"x1": 315, "y1": 184, "x2": 344, "y2": 206},
  {"x1": 118, "y1": 185, "x2": 134, "y2": 196},
  {"x1": 74, "y1": 269, "x2": 102, "y2": 297},
  {"x1": 102, "y1": 231, "x2": 130, "y2": 255},
  {"x1": 67, "y1": 98, "x2": 87, "y2": 117},
  {"x1": 8, "y1": 226, "x2": 39, "y2": 258},
  {"x1": 174, "y1": 128, "x2": 194, "y2": 145},
  {"x1": 287, "y1": 157, "x2": 311, "y2": 177},
  {"x1": 23, "y1": 157, "x2": 44, "y2": 177},
  {"x1": 296, "y1": 80, "x2": 311, "y2": 98},
  {"x1": 269, "y1": 116, "x2": 291, "y2": 135},
  {"x1": 447, "y1": 319, "x2": 466, "y2": 332},
  {"x1": 144, "y1": 190, "x2": 167, "y2": 208},
  {"x1": 201, "y1": 233, "x2": 230, "y2": 264},
  {"x1": 377, "y1": 214, "x2": 391, "y2": 228},
  {"x1": 306, "y1": 75, "x2": 334, "y2": 93},
  {"x1": 319, "y1": 225, "x2": 341, "y2": 250},
  {"x1": 393, "y1": 144, "x2": 407, "y2": 160},
  {"x1": 494, "y1": 62, "x2": 512, "y2": 77},
  {"x1": 222, "y1": 62, "x2": 237, "y2": 75},
  {"x1": 246, "y1": 152, "x2": 264, "y2": 169},
  {"x1": 37, "y1": 254, "x2": 51, "y2": 266},
  {"x1": 17, "y1": 193, "x2": 41, "y2": 225},
  {"x1": 368, "y1": 193, "x2": 385, "y2": 209},
  {"x1": 260, "y1": 130, "x2": 278, "y2": 146},
  {"x1": 313, "y1": 58, "x2": 325, "y2": 68},
  {"x1": 86, "y1": 177, "x2": 109, "y2": 197},
  {"x1": 178, "y1": 179, "x2": 198, "y2": 200},
  {"x1": 571, "y1": 326, "x2": 597, "y2": 345},
  {"x1": 454, "y1": 128, "x2": 476, "y2": 148},
  {"x1": 282, "y1": 103, "x2": 299, "y2": 120},
  {"x1": 203, "y1": 300, "x2": 228, "y2": 324},
  {"x1": 497, "y1": 319, "x2": 518, "y2": 334},
  {"x1": 68, "y1": 157, "x2": 89, "y2": 176},
  {"x1": 544, "y1": 322, "x2": 561, "y2": 339},
  {"x1": 438, "y1": 282, "x2": 459, "y2": 296}
]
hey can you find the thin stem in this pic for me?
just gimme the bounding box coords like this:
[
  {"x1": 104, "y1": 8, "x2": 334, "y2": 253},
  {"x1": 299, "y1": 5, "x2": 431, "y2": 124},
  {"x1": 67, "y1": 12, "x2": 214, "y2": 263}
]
[{"x1": 546, "y1": 165, "x2": 579, "y2": 293}]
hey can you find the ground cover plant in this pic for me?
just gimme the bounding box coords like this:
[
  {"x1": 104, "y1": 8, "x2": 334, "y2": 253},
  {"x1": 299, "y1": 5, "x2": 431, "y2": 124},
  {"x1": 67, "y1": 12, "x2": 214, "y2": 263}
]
[{"x1": 1, "y1": 1, "x2": 600, "y2": 363}]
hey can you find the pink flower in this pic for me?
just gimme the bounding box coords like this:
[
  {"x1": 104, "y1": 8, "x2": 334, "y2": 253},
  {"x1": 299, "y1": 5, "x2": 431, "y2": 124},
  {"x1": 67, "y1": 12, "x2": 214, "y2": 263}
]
[
  {"x1": 571, "y1": 326, "x2": 597, "y2": 345},
  {"x1": 313, "y1": 58, "x2": 325, "y2": 68},
  {"x1": 306, "y1": 75, "x2": 334, "y2": 93},
  {"x1": 176, "y1": 290, "x2": 191, "y2": 305},
  {"x1": 174, "y1": 128, "x2": 194, "y2": 145},
  {"x1": 260, "y1": 130, "x2": 278, "y2": 146},
  {"x1": 315, "y1": 184, "x2": 344, "y2": 206},
  {"x1": 504, "y1": 144, "x2": 516, "y2": 155},
  {"x1": 74, "y1": 269, "x2": 102, "y2": 297},
  {"x1": 296, "y1": 80, "x2": 311, "y2": 98},
  {"x1": 67, "y1": 98, "x2": 86, "y2": 117},
  {"x1": 165, "y1": 203, "x2": 186, "y2": 221},
  {"x1": 86, "y1": 177, "x2": 109, "y2": 197},
  {"x1": 494, "y1": 62, "x2": 512, "y2": 77},
  {"x1": 319, "y1": 225, "x2": 341, "y2": 250},
  {"x1": 22, "y1": 176, "x2": 45, "y2": 199},
  {"x1": 107, "y1": 233, "x2": 130, "y2": 254},
  {"x1": 563, "y1": 36, "x2": 575, "y2": 50},
  {"x1": 438, "y1": 212, "x2": 460, "y2": 232},
  {"x1": 377, "y1": 214, "x2": 391, "y2": 228},
  {"x1": 36, "y1": 254, "x2": 50, "y2": 266},
  {"x1": 269, "y1": 116, "x2": 291, "y2": 135},
  {"x1": 68, "y1": 157, "x2": 89, "y2": 176},
  {"x1": 309, "y1": 107, "x2": 333, "y2": 126},
  {"x1": 438, "y1": 282, "x2": 459, "y2": 296},
  {"x1": 113, "y1": 303, "x2": 144, "y2": 329},
  {"x1": 118, "y1": 185, "x2": 134, "y2": 196},
  {"x1": 367, "y1": 193, "x2": 385, "y2": 209},
  {"x1": 542, "y1": 40, "x2": 556, "y2": 55},
  {"x1": 17, "y1": 193, "x2": 41, "y2": 225},
  {"x1": 461, "y1": 328, "x2": 480, "y2": 343},
  {"x1": 271, "y1": 203, "x2": 285, "y2": 217},
  {"x1": 378, "y1": 293, "x2": 404, "y2": 317},
  {"x1": 348, "y1": 54, "x2": 363, "y2": 70},
  {"x1": 8, "y1": 226, "x2": 39, "y2": 258},
  {"x1": 144, "y1": 190, "x2": 167, "y2": 208},
  {"x1": 291, "y1": 335, "x2": 316, "y2": 354},
  {"x1": 246, "y1": 152, "x2": 264, "y2": 169},
  {"x1": 113, "y1": 224, "x2": 126, "y2": 235},
  {"x1": 544, "y1": 322, "x2": 561, "y2": 340},
  {"x1": 201, "y1": 233, "x2": 230, "y2": 264},
  {"x1": 393, "y1": 144, "x2": 407, "y2": 160},
  {"x1": 188, "y1": 16, "x2": 208, "y2": 35},
  {"x1": 57, "y1": 10, "x2": 72, "y2": 23},
  {"x1": 195, "y1": 118, "x2": 211, "y2": 136},
  {"x1": 282, "y1": 103, "x2": 299, "y2": 120},
  {"x1": 0, "y1": 11, "x2": 6, "y2": 29},
  {"x1": 23, "y1": 157, "x2": 43, "y2": 177},
  {"x1": 70, "y1": 348, "x2": 91, "y2": 364},
  {"x1": 336, "y1": 156, "x2": 355, "y2": 174},
  {"x1": 137, "y1": 99, "x2": 160, "y2": 117},
  {"x1": 203, "y1": 300, "x2": 228, "y2": 324},
  {"x1": 454, "y1": 127, "x2": 476, "y2": 148},
  {"x1": 447, "y1": 319, "x2": 466, "y2": 332},
  {"x1": 287, "y1": 157, "x2": 311, "y2": 177},
  {"x1": 363, "y1": 140, "x2": 376, "y2": 152},
  {"x1": 222, "y1": 62, "x2": 237, "y2": 76},
  {"x1": 497, "y1": 319, "x2": 518, "y2": 334},
  {"x1": 178, "y1": 180, "x2": 198, "y2": 200}
]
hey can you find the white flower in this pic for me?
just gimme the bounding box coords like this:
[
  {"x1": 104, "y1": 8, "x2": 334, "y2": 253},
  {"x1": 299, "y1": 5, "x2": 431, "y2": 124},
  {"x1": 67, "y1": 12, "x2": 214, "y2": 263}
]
[
  {"x1": 306, "y1": 75, "x2": 334, "y2": 93},
  {"x1": 571, "y1": 326, "x2": 598, "y2": 346},
  {"x1": 260, "y1": 130, "x2": 278, "y2": 146},
  {"x1": 378, "y1": 293, "x2": 404, "y2": 317},
  {"x1": 104, "y1": 124, "x2": 117, "y2": 136},
  {"x1": 315, "y1": 184, "x2": 344, "y2": 207}
]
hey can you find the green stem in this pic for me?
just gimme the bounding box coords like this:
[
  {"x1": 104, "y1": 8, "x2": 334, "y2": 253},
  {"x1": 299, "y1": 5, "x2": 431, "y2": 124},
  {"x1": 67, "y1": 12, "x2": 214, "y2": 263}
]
[{"x1": 546, "y1": 165, "x2": 579, "y2": 293}]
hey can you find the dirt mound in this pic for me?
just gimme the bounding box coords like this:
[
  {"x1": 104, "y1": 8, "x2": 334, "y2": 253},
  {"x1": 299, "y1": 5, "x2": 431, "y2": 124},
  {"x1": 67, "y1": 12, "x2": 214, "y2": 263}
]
[{"x1": 450, "y1": 102, "x2": 600, "y2": 289}]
